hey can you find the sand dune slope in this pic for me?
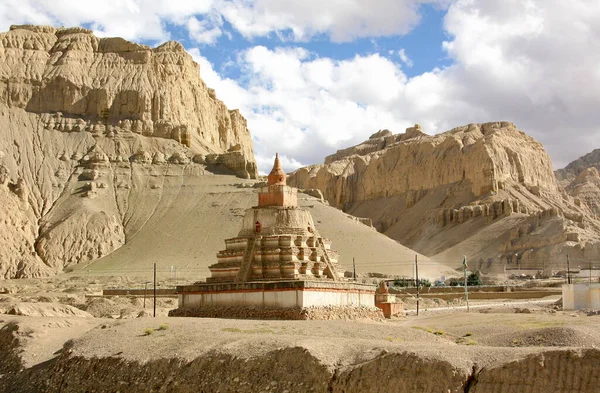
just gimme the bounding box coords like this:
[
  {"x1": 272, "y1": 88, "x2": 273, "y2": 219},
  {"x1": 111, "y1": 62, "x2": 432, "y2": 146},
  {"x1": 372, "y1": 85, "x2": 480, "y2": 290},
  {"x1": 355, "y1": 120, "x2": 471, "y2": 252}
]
[{"x1": 82, "y1": 174, "x2": 451, "y2": 280}]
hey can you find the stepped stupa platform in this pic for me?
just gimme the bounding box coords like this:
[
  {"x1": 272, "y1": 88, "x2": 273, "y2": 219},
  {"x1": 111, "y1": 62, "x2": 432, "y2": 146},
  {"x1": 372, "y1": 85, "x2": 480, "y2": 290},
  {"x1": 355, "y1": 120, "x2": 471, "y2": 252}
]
[{"x1": 172, "y1": 154, "x2": 378, "y2": 319}]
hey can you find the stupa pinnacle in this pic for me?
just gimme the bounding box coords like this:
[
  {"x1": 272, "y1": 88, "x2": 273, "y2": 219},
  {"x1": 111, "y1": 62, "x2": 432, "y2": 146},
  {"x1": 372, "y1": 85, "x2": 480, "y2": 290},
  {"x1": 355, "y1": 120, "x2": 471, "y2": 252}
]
[{"x1": 267, "y1": 153, "x2": 286, "y2": 186}]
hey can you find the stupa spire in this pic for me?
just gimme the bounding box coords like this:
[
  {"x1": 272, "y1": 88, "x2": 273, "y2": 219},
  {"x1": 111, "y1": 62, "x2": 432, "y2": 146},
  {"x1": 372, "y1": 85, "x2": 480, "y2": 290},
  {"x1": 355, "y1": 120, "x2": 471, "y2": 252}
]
[{"x1": 267, "y1": 153, "x2": 286, "y2": 186}]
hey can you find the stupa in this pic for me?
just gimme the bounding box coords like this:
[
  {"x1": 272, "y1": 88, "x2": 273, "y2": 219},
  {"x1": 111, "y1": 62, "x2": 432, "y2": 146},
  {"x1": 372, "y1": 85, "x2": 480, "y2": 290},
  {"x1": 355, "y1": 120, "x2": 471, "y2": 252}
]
[
  {"x1": 208, "y1": 153, "x2": 343, "y2": 282},
  {"x1": 173, "y1": 154, "x2": 378, "y2": 319}
]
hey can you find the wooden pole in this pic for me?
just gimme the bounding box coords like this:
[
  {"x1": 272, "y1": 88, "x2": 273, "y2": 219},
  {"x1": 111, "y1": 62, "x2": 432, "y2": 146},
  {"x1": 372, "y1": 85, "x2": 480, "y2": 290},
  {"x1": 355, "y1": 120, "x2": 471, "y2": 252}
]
[
  {"x1": 463, "y1": 256, "x2": 470, "y2": 312},
  {"x1": 153, "y1": 263, "x2": 157, "y2": 318},
  {"x1": 567, "y1": 254, "x2": 571, "y2": 284},
  {"x1": 352, "y1": 258, "x2": 356, "y2": 281},
  {"x1": 143, "y1": 282, "x2": 148, "y2": 309},
  {"x1": 415, "y1": 255, "x2": 420, "y2": 316}
]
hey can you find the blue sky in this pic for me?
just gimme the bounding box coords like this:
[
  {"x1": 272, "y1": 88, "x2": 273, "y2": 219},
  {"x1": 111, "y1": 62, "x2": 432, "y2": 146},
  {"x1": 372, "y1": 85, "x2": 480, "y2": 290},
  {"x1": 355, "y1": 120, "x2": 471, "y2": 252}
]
[
  {"x1": 1, "y1": 0, "x2": 599, "y2": 173},
  {"x1": 192, "y1": 3, "x2": 451, "y2": 80}
]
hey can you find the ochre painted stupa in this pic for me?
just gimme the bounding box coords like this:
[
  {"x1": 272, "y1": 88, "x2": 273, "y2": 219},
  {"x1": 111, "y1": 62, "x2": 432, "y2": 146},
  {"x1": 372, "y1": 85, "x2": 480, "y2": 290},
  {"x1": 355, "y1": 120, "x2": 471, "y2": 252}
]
[
  {"x1": 208, "y1": 153, "x2": 343, "y2": 283},
  {"x1": 173, "y1": 154, "x2": 378, "y2": 320}
]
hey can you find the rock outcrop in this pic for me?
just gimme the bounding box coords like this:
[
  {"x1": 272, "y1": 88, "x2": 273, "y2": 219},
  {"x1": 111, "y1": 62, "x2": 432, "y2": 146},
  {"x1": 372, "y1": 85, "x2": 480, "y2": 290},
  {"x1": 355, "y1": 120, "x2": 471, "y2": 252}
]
[
  {"x1": 0, "y1": 25, "x2": 256, "y2": 175},
  {"x1": 557, "y1": 151, "x2": 600, "y2": 217},
  {"x1": 289, "y1": 122, "x2": 600, "y2": 271},
  {"x1": 0, "y1": 25, "x2": 258, "y2": 278},
  {"x1": 555, "y1": 148, "x2": 600, "y2": 188}
]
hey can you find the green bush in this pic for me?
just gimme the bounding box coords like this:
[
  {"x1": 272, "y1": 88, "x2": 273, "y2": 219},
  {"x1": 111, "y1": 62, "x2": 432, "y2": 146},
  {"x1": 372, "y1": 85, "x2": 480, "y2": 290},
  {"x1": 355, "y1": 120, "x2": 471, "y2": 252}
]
[
  {"x1": 419, "y1": 279, "x2": 432, "y2": 288},
  {"x1": 158, "y1": 324, "x2": 169, "y2": 331},
  {"x1": 393, "y1": 278, "x2": 412, "y2": 287},
  {"x1": 143, "y1": 328, "x2": 155, "y2": 336},
  {"x1": 467, "y1": 271, "x2": 483, "y2": 286}
]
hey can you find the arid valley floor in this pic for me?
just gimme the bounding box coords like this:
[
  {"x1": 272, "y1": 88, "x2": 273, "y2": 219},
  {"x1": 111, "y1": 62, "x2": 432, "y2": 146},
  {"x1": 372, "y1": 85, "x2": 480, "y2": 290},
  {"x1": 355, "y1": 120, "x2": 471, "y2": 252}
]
[{"x1": 2, "y1": 275, "x2": 600, "y2": 393}]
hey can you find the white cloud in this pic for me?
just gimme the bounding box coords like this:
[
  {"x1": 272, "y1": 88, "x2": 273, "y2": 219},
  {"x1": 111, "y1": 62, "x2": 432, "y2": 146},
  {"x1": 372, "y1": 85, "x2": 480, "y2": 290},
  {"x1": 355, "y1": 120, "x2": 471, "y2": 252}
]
[
  {"x1": 189, "y1": 45, "x2": 412, "y2": 172},
  {"x1": 0, "y1": 0, "x2": 215, "y2": 43},
  {"x1": 0, "y1": 0, "x2": 443, "y2": 44},
  {"x1": 396, "y1": 49, "x2": 413, "y2": 68},
  {"x1": 256, "y1": 153, "x2": 305, "y2": 176},
  {"x1": 218, "y1": 0, "x2": 443, "y2": 42},
  {"x1": 187, "y1": 14, "x2": 223, "y2": 45}
]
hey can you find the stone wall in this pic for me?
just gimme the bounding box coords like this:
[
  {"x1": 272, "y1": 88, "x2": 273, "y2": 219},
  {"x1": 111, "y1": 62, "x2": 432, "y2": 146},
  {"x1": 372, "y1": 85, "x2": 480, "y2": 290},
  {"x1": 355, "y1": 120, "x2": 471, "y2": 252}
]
[{"x1": 169, "y1": 305, "x2": 384, "y2": 320}]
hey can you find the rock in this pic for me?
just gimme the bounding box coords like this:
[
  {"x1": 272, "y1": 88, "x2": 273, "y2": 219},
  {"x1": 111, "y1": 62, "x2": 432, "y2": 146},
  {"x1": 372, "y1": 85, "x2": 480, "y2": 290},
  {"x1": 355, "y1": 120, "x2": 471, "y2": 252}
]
[
  {"x1": 369, "y1": 129, "x2": 392, "y2": 139},
  {"x1": 564, "y1": 167, "x2": 600, "y2": 216},
  {"x1": 0, "y1": 24, "x2": 261, "y2": 278},
  {"x1": 0, "y1": 165, "x2": 9, "y2": 186},
  {"x1": 169, "y1": 152, "x2": 190, "y2": 164},
  {"x1": 288, "y1": 122, "x2": 600, "y2": 272},
  {"x1": 78, "y1": 170, "x2": 99, "y2": 181},
  {"x1": 131, "y1": 151, "x2": 153, "y2": 164},
  {"x1": 152, "y1": 152, "x2": 166, "y2": 165},
  {"x1": 0, "y1": 25, "x2": 257, "y2": 175},
  {"x1": 556, "y1": 148, "x2": 600, "y2": 187},
  {"x1": 300, "y1": 189, "x2": 325, "y2": 202}
]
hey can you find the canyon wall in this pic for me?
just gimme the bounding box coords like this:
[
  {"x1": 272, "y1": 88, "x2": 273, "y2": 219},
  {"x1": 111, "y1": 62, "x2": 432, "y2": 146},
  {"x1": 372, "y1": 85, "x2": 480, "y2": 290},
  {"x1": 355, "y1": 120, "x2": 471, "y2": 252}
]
[
  {"x1": 557, "y1": 150, "x2": 600, "y2": 216},
  {"x1": 289, "y1": 123, "x2": 600, "y2": 271},
  {"x1": 0, "y1": 25, "x2": 257, "y2": 278}
]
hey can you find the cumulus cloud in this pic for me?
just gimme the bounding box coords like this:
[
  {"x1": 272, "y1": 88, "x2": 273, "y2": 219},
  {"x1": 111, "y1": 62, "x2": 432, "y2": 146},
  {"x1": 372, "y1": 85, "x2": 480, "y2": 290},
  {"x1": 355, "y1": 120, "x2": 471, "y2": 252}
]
[
  {"x1": 0, "y1": 0, "x2": 441, "y2": 44},
  {"x1": 0, "y1": 0, "x2": 215, "y2": 43},
  {"x1": 436, "y1": 0, "x2": 600, "y2": 167},
  {"x1": 218, "y1": 0, "x2": 442, "y2": 42},
  {"x1": 187, "y1": 12, "x2": 223, "y2": 45},
  {"x1": 394, "y1": 49, "x2": 414, "y2": 68},
  {"x1": 189, "y1": 46, "x2": 412, "y2": 173}
]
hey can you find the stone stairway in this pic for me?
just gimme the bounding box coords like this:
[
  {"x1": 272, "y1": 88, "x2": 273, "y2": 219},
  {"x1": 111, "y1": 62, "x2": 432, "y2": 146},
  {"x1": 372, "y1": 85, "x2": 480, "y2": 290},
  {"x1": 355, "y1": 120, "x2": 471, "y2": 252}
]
[
  {"x1": 236, "y1": 236, "x2": 260, "y2": 282},
  {"x1": 318, "y1": 237, "x2": 340, "y2": 281}
]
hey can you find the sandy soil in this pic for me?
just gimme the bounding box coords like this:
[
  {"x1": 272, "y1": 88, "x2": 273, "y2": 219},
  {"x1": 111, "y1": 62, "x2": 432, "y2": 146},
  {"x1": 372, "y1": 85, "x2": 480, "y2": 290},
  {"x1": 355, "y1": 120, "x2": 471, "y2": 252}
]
[
  {"x1": 69, "y1": 174, "x2": 452, "y2": 280},
  {"x1": 2, "y1": 277, "x2": 599, "y2": 392}
]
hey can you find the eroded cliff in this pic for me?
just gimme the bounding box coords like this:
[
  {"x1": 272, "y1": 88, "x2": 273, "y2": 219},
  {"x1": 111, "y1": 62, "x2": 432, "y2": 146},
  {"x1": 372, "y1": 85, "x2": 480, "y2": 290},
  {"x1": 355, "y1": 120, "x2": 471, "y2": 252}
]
[
  {"x1": 557, "y1": 150, "x2": 600, "y2": 217},
  {"x1": 0, "y1": 25, "x2": 257, "y2": 278},
  {"x1": 289, "y1": 122, "x2": 600, "y2": 271}
]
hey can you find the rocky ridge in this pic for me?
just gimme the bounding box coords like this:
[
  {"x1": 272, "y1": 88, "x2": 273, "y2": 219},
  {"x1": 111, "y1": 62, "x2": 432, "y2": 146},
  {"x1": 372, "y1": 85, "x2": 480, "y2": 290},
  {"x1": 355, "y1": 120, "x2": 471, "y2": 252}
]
[
  {"x1": 0, "y1": 25, "x2": 257, "y2": 279},
  {"x1": 555, "y1": 148, "x2": 600, "y2": 187},
  {"x1": 556, "y1": 150, "x2": 600, "y2": 217},
  {"x1": 288, "y1": 122, "x2": 600, "y2": 271}
]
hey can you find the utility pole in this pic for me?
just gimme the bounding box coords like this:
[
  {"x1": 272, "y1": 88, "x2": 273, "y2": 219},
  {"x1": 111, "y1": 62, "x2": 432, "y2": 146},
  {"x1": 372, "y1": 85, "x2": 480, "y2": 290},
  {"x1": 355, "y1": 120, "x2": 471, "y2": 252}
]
[
  {"x1": 567, "y1": 254, "x2": 571, "y2": 285},
  {"x1": 352, "y1": 258, "x2": 356, "y2": 281},
  {"x1": 415, "y1": 254, "x2": 420, "y2": 316},
  {"x1": 463, "y1": 256, "x2": 470, "y2": 312},
  {"x1": 153, "y1": 263, "x2": 157, "y2": 318},
  {"x1": 143, "y1": 281, "x2": 149, "y2": 308},
  {"x1": 590, "y1": 261, "x2": 592, "y2": 285}
]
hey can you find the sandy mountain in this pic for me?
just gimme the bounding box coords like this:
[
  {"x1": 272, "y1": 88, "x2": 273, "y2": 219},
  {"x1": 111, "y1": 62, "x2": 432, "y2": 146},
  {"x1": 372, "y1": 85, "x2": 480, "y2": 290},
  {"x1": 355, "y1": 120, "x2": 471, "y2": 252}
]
[
  {"x1": 555, "y1": 148, "x2": 600, "y2": 188},
  {"x1": 556, "y1": 150, "x2": 600, "y2": 217},
  {"x1": 0, "y1": 25, "x2": 257, "y2": 279},
  {"x1": 288, "y1": 123, "x2": 600, "y2": 271}
]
